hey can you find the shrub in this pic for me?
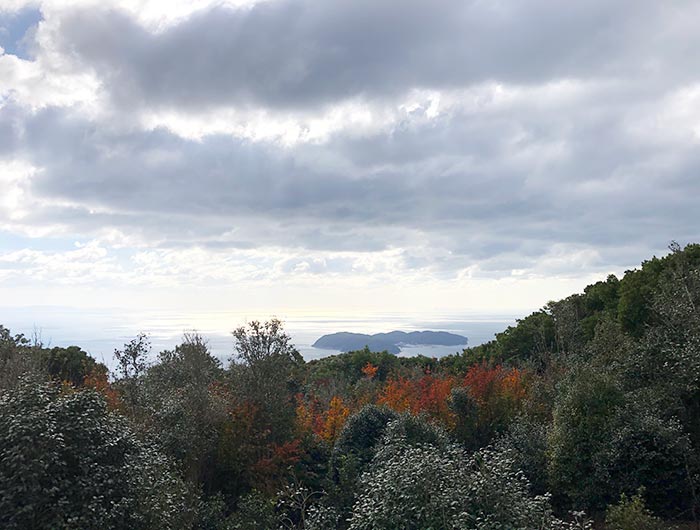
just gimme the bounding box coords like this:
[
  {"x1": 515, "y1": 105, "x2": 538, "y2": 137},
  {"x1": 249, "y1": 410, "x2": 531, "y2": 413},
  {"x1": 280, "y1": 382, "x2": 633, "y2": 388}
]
[
  {"x1": 349, "y1": 421, "x2": 584, "y2": 530},
  {"x1": 0, "y1": 380, "x2": 195, "y2": 530},
  {"x1": 605, "y1": 489, "x2": 667, "y2": 530}
]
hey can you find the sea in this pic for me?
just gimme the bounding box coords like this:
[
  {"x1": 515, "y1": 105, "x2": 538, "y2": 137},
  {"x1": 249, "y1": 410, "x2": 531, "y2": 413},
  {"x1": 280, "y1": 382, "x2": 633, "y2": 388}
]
[{"x1": 0, "y1": 307, "x2": 523, "y2": 369}]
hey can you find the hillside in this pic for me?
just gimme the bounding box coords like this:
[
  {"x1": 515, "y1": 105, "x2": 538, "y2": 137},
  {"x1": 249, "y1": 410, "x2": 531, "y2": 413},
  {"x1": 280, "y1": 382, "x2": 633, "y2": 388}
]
[{"x1": 1, "y1": 243, "x2": 699, "y2": 529}]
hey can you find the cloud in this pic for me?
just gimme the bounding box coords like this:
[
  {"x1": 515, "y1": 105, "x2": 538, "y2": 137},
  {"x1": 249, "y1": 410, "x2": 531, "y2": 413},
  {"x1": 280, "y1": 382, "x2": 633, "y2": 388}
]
[
  {"x1": 0, "y1": 0, "x2": 699, "y2": 297},
  {"x1": 38, "y1": 0, "x2": 700, "y2": 111},
  {"x1": 2, "y1": 80, "x2": 699, "y2": 282}
]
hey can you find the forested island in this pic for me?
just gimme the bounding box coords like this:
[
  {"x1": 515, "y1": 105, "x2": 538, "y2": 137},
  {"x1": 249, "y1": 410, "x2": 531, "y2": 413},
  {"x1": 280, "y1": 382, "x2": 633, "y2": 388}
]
[
  {"x1": 1, "y1": 243, "x2": 699, "y2": 529},
  {"x1": 313, "y1": 330, "x2": 468, "y2": 354}
]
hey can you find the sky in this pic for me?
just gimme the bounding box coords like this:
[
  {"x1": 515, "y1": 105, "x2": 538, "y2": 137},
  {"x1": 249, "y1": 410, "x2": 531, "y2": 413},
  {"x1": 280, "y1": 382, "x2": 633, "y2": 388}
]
[{"x1": 0, "y1": 0, "x2": 699, "y2": 347}]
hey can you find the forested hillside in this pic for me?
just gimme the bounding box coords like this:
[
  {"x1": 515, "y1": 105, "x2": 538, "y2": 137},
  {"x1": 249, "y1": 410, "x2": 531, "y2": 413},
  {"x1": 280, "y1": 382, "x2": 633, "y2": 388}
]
[{"x1": 1, "y1": 243, "x2": 699, "y2": 529}]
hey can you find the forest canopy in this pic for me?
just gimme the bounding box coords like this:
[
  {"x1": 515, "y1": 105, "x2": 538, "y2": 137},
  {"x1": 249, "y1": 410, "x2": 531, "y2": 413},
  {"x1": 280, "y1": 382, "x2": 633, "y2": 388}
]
[{"x1": 1, "y1": 243, "x2": 699, "y2": 529}]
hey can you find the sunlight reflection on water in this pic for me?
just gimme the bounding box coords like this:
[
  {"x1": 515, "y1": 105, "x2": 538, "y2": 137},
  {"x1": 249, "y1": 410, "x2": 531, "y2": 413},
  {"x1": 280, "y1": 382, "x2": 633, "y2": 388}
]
[{"x1": 1, "y1": 307, "x2": 522, "y2": 368}]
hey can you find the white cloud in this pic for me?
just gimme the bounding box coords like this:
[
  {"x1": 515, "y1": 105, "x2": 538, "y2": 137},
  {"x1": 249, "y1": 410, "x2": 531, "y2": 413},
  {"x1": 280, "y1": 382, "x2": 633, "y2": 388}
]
[
  {"x1": 0, "y1": 0, "x2": 698, "y2": 318},
  {"x1": 0, "y1": 159, "x2": 35, "y2": 222}
]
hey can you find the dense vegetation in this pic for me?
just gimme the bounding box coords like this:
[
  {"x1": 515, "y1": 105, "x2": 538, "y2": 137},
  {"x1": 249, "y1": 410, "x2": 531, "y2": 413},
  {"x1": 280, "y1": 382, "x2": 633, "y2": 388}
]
[{"x1": 1, "y1": 243, "x2": 699, "y2": 529}]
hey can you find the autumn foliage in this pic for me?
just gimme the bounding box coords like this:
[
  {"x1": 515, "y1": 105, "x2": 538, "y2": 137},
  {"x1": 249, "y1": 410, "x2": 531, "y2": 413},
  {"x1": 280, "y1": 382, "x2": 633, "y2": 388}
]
[
  {"x1": 320, "y1": 396, "x2": 350, "y2": 441},
  {"x1": 296, "y1": 362, "x2": 530, "y2": 445},
  {"x1": 83, "y1": 364, "x2": 122, "y2": 410},
  {"x1": 378, "y1": 374, "x2": 457, "y2": 425},
  {"x1": 463, "y1": 362, "x2": 528, "y2": 407},
  {"x1": 296, "y1": 394, "x2": 351, "y2": 442},
  {"x1": 361, "y1": 362, "x2": 379, "y2": 379}
]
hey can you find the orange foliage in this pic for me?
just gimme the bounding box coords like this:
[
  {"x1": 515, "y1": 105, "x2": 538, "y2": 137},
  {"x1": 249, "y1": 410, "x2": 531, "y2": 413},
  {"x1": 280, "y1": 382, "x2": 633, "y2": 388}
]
[
  {"x1": 83, "y1": 365, "x2": 122, "y2": 410},
  {"x1": 501, "y1": 367, "x2": 528, "y2": 402},
  {"x1": 416, "y1": 375, "x2": 456, "y2": 425},
  {"x1": 378, "y1": 377, "x2": 414, "y2": 413},
  {"x1": 463, "y1": 362, "x2": 528, "y2": 405},
  {"x1": 296, "y1": 394, "x2": 351, "y2": 442},
  {"x1": 378, "y1": 375, "x2": 456, "y2": 425},
  {"x1": 295, "y1": 398, "x2": 314, "y2": 433},
  {"x1": 319, "y1": 396, "x2": 350, "y2": 442},
  {"x1": 361, "y1": 362, "x2": 379, "y2": 379},
  {"x1": 295, "y1": 394, "x2": 324, "y2": 435}
]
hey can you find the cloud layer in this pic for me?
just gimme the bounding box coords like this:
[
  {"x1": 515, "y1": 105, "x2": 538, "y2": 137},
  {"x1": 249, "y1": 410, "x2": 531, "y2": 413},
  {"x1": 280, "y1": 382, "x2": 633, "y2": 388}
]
[{"x1": 1, "y1": 0, "x2": 699, "y2": 307}]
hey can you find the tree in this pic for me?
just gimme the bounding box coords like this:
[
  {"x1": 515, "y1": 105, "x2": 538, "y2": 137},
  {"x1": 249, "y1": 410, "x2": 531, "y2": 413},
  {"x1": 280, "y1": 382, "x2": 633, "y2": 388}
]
[
  {"x1": 495, "y1": 311, "x2": 557, "y2": 362},
  {"x1": 328, "y1": 405, "x2": 399, "y2": 524},
  {"x1": 231, "y1": 319, "x2": 304, "y2": 443},
  {"x1": 547, "y1": 368, "x2": 689, "y2": 513},
  {"x1": 0, "y1": 379, "x2": 196, "y2": 530},
  {"x1": 41, "y1": 345, "x2": 102, "y2": 387},
  {"x1": 319, "y1": 396, "x2": 351, "y2": 442},
  {"x1": 377, "y1": 374, "x2": 457, "y2": 425},
  {"x1": 141, "y1": 333, "x2": 229, "y2": 487},
  {"x1": 0, "y1": 326, "x2": 39, "y2": 390},
  {"x1": 449, "y1": 386, "x2": 479, "y2": 448},
  {"x1": 232, "y1": 318, "x2": 302, "y2": 369},
  {"x1": 349, "y1": 420, "x2": 584, "y2": 530},
  {"x1": 113, "y1": 333, "x2": 150, "y2": 414}
]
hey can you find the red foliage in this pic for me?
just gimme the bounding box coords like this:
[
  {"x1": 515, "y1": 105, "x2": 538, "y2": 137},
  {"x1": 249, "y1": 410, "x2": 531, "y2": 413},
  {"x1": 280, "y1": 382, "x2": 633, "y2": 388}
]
[
  {"x1": 252, "y1": 439, "x2": 302, "y2": 493},
  {"x1": 462, "y1": 362, "x2": 529, "y2": 427},
  {"x1": 463, "y1": 362, "x2": 505, "y2": 405},
  {"x1": 463, "y1": 362, "x2": 528, "y2": 405}
]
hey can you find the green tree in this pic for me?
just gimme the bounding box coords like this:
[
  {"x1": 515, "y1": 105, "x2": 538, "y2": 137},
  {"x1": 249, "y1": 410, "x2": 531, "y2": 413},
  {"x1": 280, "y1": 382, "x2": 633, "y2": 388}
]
[
  {"x1": 0, "y1": 326, "x2": 40, "y2": 390},
  {"x1": 41, "y1": 345, "x2": 102, "y2": 387},
  {"x1": 113, "y1": 333, "x2": 150, "y2": 414},
  {"x1": 547, "y1": 368, "x2": 689, "y2": 513},
  {"x1": 230, "y1": 319, "x2": 304, "y2": 442},
  {"x1": 547, "y1": 368, "x2": 626, "y2": 510},
  {"x1": 349, "y1": 420, "x2": 585, "y2": 530},
  {"x1": 142, "y1": 333, "x2": 229, "y2": 487},
  {"x1": 0, "y1": 379, "x2": 196, "y2": 530},
  {"x1": 448, "y1": 386, "x2": 479, "y2": 447}
]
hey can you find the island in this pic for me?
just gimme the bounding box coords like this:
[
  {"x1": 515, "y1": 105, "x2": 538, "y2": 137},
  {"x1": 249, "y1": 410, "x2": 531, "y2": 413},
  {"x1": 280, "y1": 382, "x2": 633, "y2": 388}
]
[{"x1": 312, "y1": 330, "x2": 468, "y2": 354}]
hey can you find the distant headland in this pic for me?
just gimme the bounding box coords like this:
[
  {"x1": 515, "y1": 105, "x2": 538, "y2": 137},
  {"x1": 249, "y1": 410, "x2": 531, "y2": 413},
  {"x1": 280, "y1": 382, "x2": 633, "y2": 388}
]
[{"x1": 312, "y1": 330, "x2": 468, "y2": 355}]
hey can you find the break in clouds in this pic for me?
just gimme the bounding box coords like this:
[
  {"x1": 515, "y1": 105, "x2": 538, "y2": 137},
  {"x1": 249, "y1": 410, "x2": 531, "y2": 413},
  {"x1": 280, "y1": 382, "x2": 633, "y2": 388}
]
[{"x1": 1, "y1": 0, "x2": 700, "y2": 288}]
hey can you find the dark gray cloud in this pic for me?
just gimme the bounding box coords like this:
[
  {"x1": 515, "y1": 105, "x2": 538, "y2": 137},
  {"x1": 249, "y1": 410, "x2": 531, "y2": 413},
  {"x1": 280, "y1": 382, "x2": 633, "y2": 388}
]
[
  {"x1": 4, "y1": 87, "x2": 699, "y2": 277},
  {"x1": 49, "y1": 0, "x2": 699, "y2": 110},
  {"x1": 2, "y1": 0, "x2": 699, "y2": 281}
]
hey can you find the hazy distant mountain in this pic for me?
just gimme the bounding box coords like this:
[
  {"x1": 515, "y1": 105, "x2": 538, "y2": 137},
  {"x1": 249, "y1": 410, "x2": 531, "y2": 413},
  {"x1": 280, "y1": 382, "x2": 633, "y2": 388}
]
[{"x1": 312, "y1": 330, "x2": 468, "y2": 354}]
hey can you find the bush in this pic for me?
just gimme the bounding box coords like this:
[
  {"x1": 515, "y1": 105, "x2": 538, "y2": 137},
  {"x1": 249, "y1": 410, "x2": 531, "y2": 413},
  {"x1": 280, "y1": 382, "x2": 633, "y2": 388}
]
[
  {"x1": 0, "y1": 380, "x2": 195, "y2": 530},
  {"x1": 548, "y1": 367, "x2": 690, "y2": 513},
  {"x1": 330, "y1": 405, "x2": 399, "y2": 485},
  {"x1": 547, "y1": 368, "x2": 625, "y2": 510},
  {"x1": 499, "y1": 414, "x2": 549, "y2": 495},
  {"x1": 228, "y1": 491, "x2": 277, "y2": 530},
  {"x1": 605, "y1": 489, "x2": 667, "y2": 530},
  {"x1": 349, "y1": 420, "x2": 583, "y2": 530}
]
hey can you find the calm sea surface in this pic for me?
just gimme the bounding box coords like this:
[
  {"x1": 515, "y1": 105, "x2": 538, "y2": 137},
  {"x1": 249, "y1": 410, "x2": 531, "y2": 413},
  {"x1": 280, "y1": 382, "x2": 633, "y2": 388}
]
[{"x1": 1, "y1": 307, "x2": 524, "y2": 369}]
